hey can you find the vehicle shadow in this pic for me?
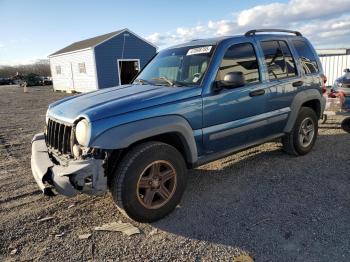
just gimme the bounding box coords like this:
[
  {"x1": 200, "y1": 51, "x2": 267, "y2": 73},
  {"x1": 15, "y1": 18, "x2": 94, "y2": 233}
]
[{"x1": 153, "y1": 133, "x2": 350, "y2": 261}]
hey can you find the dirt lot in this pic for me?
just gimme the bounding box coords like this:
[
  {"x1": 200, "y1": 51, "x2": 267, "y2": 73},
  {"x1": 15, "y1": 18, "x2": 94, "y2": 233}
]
[{"x1": 0, "y1": 85, "x2": 349, "y2": 261}]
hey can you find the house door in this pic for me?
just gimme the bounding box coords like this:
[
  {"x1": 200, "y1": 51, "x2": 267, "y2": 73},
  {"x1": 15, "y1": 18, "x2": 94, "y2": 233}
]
[{"x1": 118, "y1": 59, "x2": 140, "y2": 85}]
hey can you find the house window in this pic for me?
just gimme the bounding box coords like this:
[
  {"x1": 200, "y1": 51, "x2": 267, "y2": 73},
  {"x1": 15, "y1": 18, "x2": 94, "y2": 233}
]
[
  {"x1": 78, "y1": 62, "x2": 86, "y2": 73},
  {"x1": 55, "y1": 65, "x2": 61, "y2": 74}
]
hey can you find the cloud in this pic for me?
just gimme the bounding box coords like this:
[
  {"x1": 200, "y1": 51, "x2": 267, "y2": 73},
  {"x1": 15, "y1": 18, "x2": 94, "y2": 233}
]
[
  {"x1": 146, "y1": 32, "x2": 168, "y2": 46},
  {"x1": 208, "y1": 20, "x2": 237, "y2": 36},
  {"x1": 296, "y1": 15, "x2": 350, "y2": 47},
  {"x1": 146, "y1": 0, "x2": 350, "y2": 48},
  {"x1": 146, "y1": 26, "x2": 209, "y2": 46},
  {"x1": 176, "y1": 25, "x2": 207, "y2": 39},
  {"x1": 237, "y1": 0, "x2": 350, "y2": 27}
]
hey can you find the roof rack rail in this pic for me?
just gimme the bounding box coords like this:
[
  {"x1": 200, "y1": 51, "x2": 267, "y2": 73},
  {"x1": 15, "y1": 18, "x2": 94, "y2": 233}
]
[{"x1": 245, "y1": 29, "x2": 302, "y2": 37}]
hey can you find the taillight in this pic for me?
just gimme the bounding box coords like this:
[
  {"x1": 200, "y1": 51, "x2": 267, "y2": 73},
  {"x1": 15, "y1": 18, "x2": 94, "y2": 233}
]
[
  {"x1": 321, "y1": 74, "x2": 327, "y2": 94},
  {"x1": 328, "y1": 91, "x2": 337, "y2": 98}
]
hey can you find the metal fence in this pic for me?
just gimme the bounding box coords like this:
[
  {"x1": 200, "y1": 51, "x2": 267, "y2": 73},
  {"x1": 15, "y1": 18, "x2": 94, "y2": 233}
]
[{"x1": 319, "y1": 55, "x2": 350, "y2": 87}]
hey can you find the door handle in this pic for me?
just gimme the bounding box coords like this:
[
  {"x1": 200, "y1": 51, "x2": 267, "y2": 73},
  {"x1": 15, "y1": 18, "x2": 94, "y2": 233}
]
[
  {"x1": 249, "y1": 89, "x2": 265, "y2": 97},
  {"x1": 292, "y1": 80, "x2": 303, "y2": 87}
]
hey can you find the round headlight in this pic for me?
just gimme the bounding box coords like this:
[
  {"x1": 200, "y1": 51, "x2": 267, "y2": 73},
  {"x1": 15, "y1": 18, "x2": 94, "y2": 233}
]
[{"x1": 75, "y1": 119, "x2": 91, "y2": 146}]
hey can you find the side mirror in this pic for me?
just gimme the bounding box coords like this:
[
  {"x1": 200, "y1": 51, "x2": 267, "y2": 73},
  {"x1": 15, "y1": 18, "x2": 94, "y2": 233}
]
[
  {"x1": 216, "y1": 72, "x2": 245, "y2": 90},
  {"x1": 344, "y1": 68, "x2": 350, "y2": 73}
]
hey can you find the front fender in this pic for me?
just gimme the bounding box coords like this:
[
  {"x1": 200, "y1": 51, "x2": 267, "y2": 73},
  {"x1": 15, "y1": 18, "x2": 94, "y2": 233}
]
[
  {"x1": 90, "y1": 115, "x2": 198, "y2": 164},
  {"x1": 284, "y1": 89, "x2": 325, "y2": 132}
]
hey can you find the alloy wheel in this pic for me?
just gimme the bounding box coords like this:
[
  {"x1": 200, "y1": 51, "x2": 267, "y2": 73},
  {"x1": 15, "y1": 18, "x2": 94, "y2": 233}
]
[
  {"x1": 298, "y1": 117, "x2": 315, "y2": 148},
  {"x1": 136, "y1": 160, "x2": 177, "y2": 209}
]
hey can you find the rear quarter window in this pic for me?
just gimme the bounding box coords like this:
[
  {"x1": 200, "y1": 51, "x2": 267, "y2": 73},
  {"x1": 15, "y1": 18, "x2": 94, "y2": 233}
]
[{"x1": 292, "y1": 40, "x2": 319, "y2": 75}]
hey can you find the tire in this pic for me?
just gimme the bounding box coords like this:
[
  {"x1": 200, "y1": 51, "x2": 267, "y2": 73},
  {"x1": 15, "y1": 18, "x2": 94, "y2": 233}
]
[
  {"x1": 282, "y1": 107, "x2": 318, "y2": 156},
  {"x1": 341, "y1": 117, "x2": 350, "y2": 133},
  {"x1": 110, "y1": 141, "x2": 187, "y2": 222}
]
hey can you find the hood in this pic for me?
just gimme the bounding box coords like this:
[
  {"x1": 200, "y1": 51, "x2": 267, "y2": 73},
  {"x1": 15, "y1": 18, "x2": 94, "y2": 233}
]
[
  {"x1": 340, "y1": 76, "x2": 350, "y2": 85},
  {"x1": 48, "y1": 84, "x2": 201, "y2": 123}
]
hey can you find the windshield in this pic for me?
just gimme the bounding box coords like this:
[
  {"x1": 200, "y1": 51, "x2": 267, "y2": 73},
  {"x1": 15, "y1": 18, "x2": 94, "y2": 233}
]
[{"x1": 134, "y1": 45, "x2": 215, "y2": 87}]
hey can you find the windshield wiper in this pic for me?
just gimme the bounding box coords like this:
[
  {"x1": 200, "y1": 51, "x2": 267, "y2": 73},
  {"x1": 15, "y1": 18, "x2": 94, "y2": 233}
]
[
  {"x1": 151, "y1": 76, "x2": 174, "y2": 86},
  {"x1": 138, "y1": 77, "x2": 190, "y2": 87},
  {"x1": 173, "y1": 81, "x2": 190, "y2": 87},
  {"x1": 133, "y1": 78, "x2": 152, "y2": 85}
]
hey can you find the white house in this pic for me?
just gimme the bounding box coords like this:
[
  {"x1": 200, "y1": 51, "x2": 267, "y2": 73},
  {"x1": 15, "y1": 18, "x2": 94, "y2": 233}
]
[{"x1": 49, "y1": 28, "x2": 157, "y2": 92}]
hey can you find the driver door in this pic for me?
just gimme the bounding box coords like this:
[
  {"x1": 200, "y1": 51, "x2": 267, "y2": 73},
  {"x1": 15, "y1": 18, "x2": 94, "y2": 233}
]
[{"x1": 202, "y1": 42, "x2": 270, "y2": 154}]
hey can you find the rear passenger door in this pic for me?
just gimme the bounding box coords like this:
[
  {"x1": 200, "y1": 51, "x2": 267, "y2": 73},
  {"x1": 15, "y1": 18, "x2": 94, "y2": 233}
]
[{"x1": 258, "y1": 40, "x2": 299, "y2": 134}]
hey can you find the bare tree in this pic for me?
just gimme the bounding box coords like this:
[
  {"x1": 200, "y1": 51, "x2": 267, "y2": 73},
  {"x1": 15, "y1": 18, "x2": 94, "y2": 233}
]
[{"x1": 0, "y1": 60, "x2": 51, "y2": 78}]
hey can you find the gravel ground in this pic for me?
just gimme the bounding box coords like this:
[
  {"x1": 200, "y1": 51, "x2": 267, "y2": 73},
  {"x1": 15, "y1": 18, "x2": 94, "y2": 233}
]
[{"x1": 0, "y1": 85, "x2": 349, "y2": 262}]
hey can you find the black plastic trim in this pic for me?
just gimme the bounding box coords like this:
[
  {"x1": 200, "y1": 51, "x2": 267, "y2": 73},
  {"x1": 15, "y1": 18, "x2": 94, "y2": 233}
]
[{"x1": 245, "y1": 29, "x2": 302, "y2": 37}]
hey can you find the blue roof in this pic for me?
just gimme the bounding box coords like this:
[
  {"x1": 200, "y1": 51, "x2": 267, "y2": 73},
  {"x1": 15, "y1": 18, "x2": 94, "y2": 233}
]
[{"x1": 50, "y1": 28, "x2": 158, "y2": 57}]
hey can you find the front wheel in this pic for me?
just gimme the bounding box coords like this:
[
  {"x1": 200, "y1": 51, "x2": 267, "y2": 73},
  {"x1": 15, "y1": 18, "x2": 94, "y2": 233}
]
[
  {"x1": 110, "y1": 142, "x2": 187, "y2": 222},
  {"x1": 282, "y1": 107, "x2": 318, "y2": 155}
]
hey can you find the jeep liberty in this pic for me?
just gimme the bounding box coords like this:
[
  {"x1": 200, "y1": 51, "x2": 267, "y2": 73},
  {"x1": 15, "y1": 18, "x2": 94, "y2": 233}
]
[{"x1": 31, "y1": 29, "x2": 326, "y2": 222}]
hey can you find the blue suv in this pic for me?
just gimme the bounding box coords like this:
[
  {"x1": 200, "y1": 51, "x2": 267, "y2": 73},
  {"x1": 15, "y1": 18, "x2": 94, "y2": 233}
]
[{"x1": 31, "y1": 29, "x2": 326, "y2": 222}]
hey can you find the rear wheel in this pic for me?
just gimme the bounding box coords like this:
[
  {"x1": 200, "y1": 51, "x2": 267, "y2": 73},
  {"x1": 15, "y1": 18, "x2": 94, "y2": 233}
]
[
  {"x1": 282, "y1": 107, "x2": 318, "y2": 155},
  {"x1": 341, "y1": 117, "x2": 350, "y2": 133},
  {"x1": 110, "y1": 141, "x2": 187, "y2": 222}
]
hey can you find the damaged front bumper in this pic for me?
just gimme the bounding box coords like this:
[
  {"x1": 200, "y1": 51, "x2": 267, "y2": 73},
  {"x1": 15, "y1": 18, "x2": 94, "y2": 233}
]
[{"x1": 31, "y1": 133, "x2": 107, "y2": 197}]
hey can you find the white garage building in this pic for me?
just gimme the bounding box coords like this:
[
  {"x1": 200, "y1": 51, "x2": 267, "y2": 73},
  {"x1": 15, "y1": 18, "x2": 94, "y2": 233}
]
[
  {"x1": 317, "y1": 48, "x2": 350, "y2": 86},
  {"x1": 49, "y1": 48, "x2": 97, "y2": 92},
  {"x1": 49, "y1": 28, "x2": 157, "y2": 92}
]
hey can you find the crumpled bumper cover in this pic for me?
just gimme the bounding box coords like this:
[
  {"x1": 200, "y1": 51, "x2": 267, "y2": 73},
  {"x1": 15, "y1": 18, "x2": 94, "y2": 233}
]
[{"x1": 31, "y1": 133, "x2": 107, "y2": 197}]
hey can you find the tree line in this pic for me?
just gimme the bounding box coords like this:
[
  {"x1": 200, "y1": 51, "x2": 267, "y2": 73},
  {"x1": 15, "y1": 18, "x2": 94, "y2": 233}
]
[{"x1": 0, "y1": 60, "x2": 51, "y2": 78}]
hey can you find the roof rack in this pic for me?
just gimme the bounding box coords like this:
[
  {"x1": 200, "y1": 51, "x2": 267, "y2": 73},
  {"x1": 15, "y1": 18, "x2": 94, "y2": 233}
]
[{"x1": 245, "y1": 29, "x2": 302, "y2": 37}]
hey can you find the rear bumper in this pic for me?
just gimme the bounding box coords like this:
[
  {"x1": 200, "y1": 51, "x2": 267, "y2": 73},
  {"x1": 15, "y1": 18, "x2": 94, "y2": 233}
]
[{"x1": 31, "y1": 133, "x2": 107, "y2": 197}]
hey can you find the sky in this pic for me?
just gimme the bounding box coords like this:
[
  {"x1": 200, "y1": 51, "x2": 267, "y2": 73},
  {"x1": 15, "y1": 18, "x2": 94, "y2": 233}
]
[{"x1": 0, "y1": 0, "x2": 349, "y2": 66}]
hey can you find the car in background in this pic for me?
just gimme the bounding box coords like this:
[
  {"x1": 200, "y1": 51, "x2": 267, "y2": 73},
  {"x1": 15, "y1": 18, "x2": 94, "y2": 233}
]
[
  {"x1": 0, "y1": 77, "x2": 11, "y2": 85},
  {"x1": 12, "y1": 74, "x2": 52, "y2": 87},
  {"x1": 332, "y1": 68, "x2": 350, "y2": 112},
  {"x1": 332, "y1": 68, "x2": 350, "y2": 96},
  {"x1": 17, "y1": 73, "x2": 46, "y2": 87},
  {"x1": 40, "y1": 76, "x2": 53, "y2": 86},
  {"x1": 321, "y1": 69, "x2": 350, "y2": 126}
]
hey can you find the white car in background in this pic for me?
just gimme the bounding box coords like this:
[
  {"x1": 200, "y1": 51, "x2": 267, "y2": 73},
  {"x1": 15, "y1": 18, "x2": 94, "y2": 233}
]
[{"x1": 333, "y1": 68, "x2": 350, "y2": 96}]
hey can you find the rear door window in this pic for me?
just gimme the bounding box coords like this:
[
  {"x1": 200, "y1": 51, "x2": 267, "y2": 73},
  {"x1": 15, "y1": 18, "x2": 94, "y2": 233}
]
[
  {"x1": 279, "y1": 41, "x2": 297, "y2": 77},
  {"x1": 292, "y1": 40, "x2": 319, "y2": 74},
  {"x1": 260, "y1": 40, "x2": 297, "y2": 80},
  {"x1": 217, "y1": 42, "x2": 260, "y2": 84}
]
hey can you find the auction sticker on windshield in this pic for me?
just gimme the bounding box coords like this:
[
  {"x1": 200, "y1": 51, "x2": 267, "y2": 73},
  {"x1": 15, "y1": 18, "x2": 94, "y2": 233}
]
[{"x1": 187, "y1": 46, "x2": 212, "y2": 56}]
